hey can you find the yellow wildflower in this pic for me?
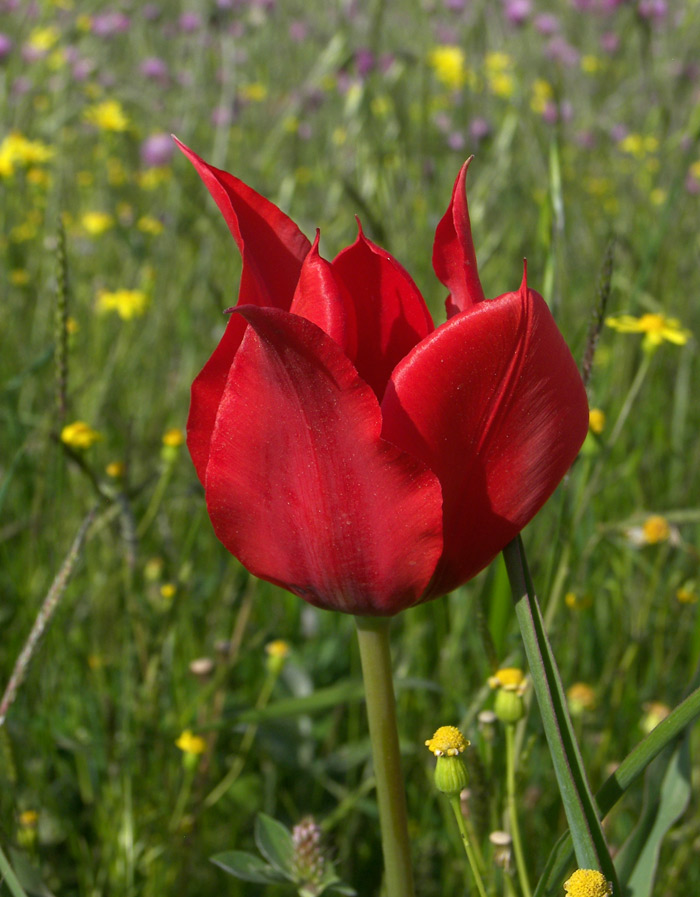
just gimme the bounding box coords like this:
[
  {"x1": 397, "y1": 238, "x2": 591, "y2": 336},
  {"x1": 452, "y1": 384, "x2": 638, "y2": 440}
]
[
  {"x1": 588, "y1": 409, "x2": 605, "y2": 435},
  {"x1": 642, "y1": 515, "x2": 670, "y2": 544},
  {"x1": 428, "y1": 45, "x2": 467, "y2": 90},
  {"x1": 84, "y1": 100, "x2": 130, "y2": 132},
  {"x1": 10, "y1": 269, "x2": 30, "y2": 286},
  {"x1": 640, "y1": 701, "x2": 670, "y2": 735},
  {"x1": 565, "y1": 592, "x2": 593, "y2": 611},
  {"x1": 531, "y1": 79, "x2": 553, "y2": 114},
  {"x1": 425, "y1": 725, "x2": 469, "y2": 757},
  {"x1": 160, "y1": 583, "x2": 177, "y2": 600},
  {"x1": 137, "y1": 167, "x2": 171, "y2": 190},
  {"x1": 175, "y1": 730, "x2": 206, "y2": 755},
  {"x1": 265, "y1": 639, "x2": 290, "y2": 674},
  {"x1": 605, "y1": 312, "x2": 691, "y2": 351},
  {"x1": 567, "y1": 683, "x2": 596, "y2": 715},
  {"x1": 239, "y1": 82, "x2": 268, "y2": 102},
  {"x1": 61, "y1": 421, "x2": 102, "y2": 450},
  {"x1": 96, "y1": 289, "x2": 149, "y2": 320},
  {"x1": 27, "y1": 26, "x2": 60, "y2": 53},
  {"x1": 18, "y1": 810, "x2": 39, "y2": 827},
  {"x1": 81, "y1": 211, "x2": 114, "y2": 236},
  {"x1": 581, "y1": 55, "x2": 601, "y2": 74},
  {"x1": 137, "y1": 215, "x2": 164, "y2": 235},
  {"x1": 488, "y1": 668, "x2": 527, "y2": 695},
  {"x1": 105, "y1": 461, "x2": 125, "y2": 478},
  {"x1": 564, "y1": 869, "x2": 612, "y2": 897},
  {"x1": 162, "y1": 428, "x2": 185, "y2": 448},
  {"x1": 676, "y1": 586, "x2": 697, "y2": 604}
]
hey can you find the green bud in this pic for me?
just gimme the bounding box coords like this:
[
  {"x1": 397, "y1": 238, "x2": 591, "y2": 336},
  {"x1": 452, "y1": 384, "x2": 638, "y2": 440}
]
[
  {"x1": 494, "y1": 689, "x2": 525, "y2": 724},
  {"x1": 434, "y1": 754, "x2": 469, "y2": 797}
]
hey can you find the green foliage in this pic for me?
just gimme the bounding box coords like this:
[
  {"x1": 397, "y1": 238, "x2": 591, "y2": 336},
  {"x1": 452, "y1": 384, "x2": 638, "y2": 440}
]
[{"x1": 1, "y1": 1, "x2": 700, "y2": 896}]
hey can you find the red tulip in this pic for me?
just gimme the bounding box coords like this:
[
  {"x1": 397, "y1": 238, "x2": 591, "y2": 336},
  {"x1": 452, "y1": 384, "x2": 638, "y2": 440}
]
[{"x1": 178, "y1": 139, "x2": 588, "y2": 616}]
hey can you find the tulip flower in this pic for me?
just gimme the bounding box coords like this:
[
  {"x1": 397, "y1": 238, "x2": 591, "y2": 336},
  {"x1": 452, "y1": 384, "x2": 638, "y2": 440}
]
[{"x1": 178, "y1": 139, "x2": 588, "y2": 617}]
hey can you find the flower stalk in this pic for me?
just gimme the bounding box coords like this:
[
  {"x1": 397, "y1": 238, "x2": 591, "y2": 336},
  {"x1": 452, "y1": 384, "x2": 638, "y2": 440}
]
[{"x1": 354, "y1": 616, "x2": 415, "y2": 897}]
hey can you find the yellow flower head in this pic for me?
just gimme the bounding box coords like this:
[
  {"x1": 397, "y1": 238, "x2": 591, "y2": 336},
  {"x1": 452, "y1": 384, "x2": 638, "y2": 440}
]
[
  {"x1": 565, "y1": 592, "x2": 593, "y2": 611},
  {"x1": 642, "y1": 515, "x2": 670, "y2": 544},
  {"x1": 676, "y1": 585, "x2": 697, "y2": 604},
  {"x1": 567, "y1": 683, "x2": 596, "y2": 715},
  {"x1": 61, "y1": 421, "x2": 102, "y2": 450},
  {"x1": 19, "y1": 810, "x2": 39, "y2": 828},
  {"x1": 137, "y1": 215, "x2": 164, "y2": 235},
  {"x1": 488, "y1": 667, "x2": 527, "y2": 695},
  {"x1": 428, "y1": 45, "x2": 467, "y2": 90},
  {"x1": 605, "y1": 313, "x2": 691, "y2": 352},
  {"x1": 160, "y1": 583, "x2": 177, "y2": 600},
  {"x1": 265, "y1": 639, "x2": 290, "y2": 659},
  {"x1": 588, "y1": 409, "x2": 605, "y2": 435},
  {"x1": 425, "y1": 725, "x2": 469, "y2": 757},
  {"x1": 84, "y1": 100, "x2": 130, "y2": 132},
  {"x1": 27, "y1": 26, "x2": 60, "y2": 53},
  {"x1": 175, "y1": 730, "x2": 206, "y2": 755},
  {"x1": 162, "y1": 428, "x2": 185, "y2": 448},
  {"x1": 81, "y1": 211, "x2": 114, "y2": 236},
  {"x1": 640, "y1": 701, "x2": 670, "y2": 735},
  {"x1": 564, "y1": 869, "x2": 613, "y2": 897},
  {"x1": 105, "y1": 461, "x2": 125, "y2": 478},
  {"x1": 239, "y1": 82, "x2": 268, "y2": 102},
  {"x1": 96, "y1": 289, "x2": 148, "y2": 320}
]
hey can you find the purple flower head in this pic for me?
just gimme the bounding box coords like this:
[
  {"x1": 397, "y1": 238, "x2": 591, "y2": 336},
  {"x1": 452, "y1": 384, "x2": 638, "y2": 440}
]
[
  {"x1": 600, "y1": 31, "x2": 620, "y2": 53},
  {"x1": 72, "y1": 58, "x2": 94, "y2": 81},
  {"x1": 444, "y1": 0, "x2": 467, "y2": 10},
  {"x1": 92, "y1": 12, "x2": 130, "y2": 37},
  {"x1": 503, "y1": 0, "x2": 531, "y2": 26},
  {"x1": 354, "y1": 47, "x2": 375, "y2": 77},
  {"x1": 288, "y1": 21, "x2": 308, "y2": 42},
  {"x1": 447, "y1": 131, "x2": 465, "y2": 151},
  {"x1": 609, "y1": 123, "x2": 628, "y2": 142},
  {"x1": 638, "y1": 0, "x2": 667, "y2": 19},
  {"x1": 0, "y1": 33, "x2": 13, "y2": 60},
  {"x1": 547, "y1": 36, "x2": 580, "y2": 67},
  {"x1": 211, "y1": 105, "x2": 233, "y2": 127},
  {"x1": 534, "y1": 13, "x2": 559, "y2": 34},
  {"x1": 469, "y1": 116, "x2": 491, "y2": 142},
  {"x1": 179, "y1": 11, "x2": 202, "y2": 32},
  {"x1": 11, "y1": 75, "x2": 31, "y2": 96},
  {"x1": 141, "y1": 133, "x2": 175, "y2": 168},
  {"x1": 140, "y1": 56, "x2": 169, "y2": 83},
  {"x1": 142, "y1": 4, "x2": 161, "y2": 20}
]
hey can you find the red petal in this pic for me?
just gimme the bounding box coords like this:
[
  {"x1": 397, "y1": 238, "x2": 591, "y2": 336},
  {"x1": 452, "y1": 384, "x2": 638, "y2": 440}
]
[
  {"x1": 290, "y1": 231, "x2": 358, "y2": 360},
  {"x1": 174, "y1": 137, "x2": 310, "y2": 308},
  {"x1": 432, "y1": 158, "x2": 486, "y2": 316},
  {"x1": 332, "y1": 223, "x2": 434, "y2": 400},
  {"x1": 381, "y1": 276, "x2": 588, "y2": 597},
  {"x1": 204, "y1": 306, "x2": 443, "y2": 616}
]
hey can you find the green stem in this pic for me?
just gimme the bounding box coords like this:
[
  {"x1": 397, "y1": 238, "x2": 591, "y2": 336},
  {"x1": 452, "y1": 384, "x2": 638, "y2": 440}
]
[
  {"x1": 204, "y1": 666, "x2": 279, "y2": 808},
  {"x1": 354, "y1": 616, "x2": 415, "y2": 897},
  {"x1": 505, "y1": 724, "x2": 532, "y2": 897},
  {"x1": 447, "y1": 794, "x2": 489, "y2": 897}
]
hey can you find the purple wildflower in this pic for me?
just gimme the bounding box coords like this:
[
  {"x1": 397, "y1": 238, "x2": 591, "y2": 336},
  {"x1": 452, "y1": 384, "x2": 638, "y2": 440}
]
[
  {"x1": 92, "y1": 12, "x2": 130, "y2": 37},
  {"x1": 141, "y1": 133, "x2": 175, "y2": 167},
  {"x1": 534, "y1": 13, "x2": 559, "y2": 34},
  {"x1": 0, "y1": 33, "x2": 13, "y2": 60},
  {"x1": 178, "y1": 11, "x2": 202, "y2": 32},
  {"x1": 140, "y1": 56, "x2": 169, "y2": 83},
  {"x1": 503, "y1": 0, "x2": 531, "y2": 26}
]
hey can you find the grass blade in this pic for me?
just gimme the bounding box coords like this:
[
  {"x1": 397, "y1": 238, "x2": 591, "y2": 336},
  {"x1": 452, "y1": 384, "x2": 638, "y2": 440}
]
[{"x1": 503, "y1": 537, "x2": 619, "y2": 891}]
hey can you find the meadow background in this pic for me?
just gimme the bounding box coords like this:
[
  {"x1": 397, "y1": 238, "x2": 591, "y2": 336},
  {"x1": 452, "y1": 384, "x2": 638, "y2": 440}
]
[{"x1": 1, "y1": 0, "x2": 700, "y2": 895}]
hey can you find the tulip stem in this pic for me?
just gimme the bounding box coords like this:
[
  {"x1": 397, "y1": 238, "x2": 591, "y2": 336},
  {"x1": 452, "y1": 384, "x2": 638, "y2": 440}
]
[{"x1": 354, "y1": 616, "x2": 415, "y2": 897}]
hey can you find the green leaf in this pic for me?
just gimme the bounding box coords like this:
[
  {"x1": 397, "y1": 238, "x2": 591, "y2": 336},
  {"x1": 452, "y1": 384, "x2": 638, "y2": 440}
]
[
  {"x1": 255, "y1": 813, "x2": 296, "y2": 875},
  {"x1": 503, "y1": 537, "x2": 619, "y2": 892},
  {"x1": 210, "y1": 850, "x2": 288, "y2": 884},
  {"x1": 534, "y1": 683, "x2": 700, "y2": 896},
  {"x1": 615, "y1": 737, "x2": 691, "y2": 897}
]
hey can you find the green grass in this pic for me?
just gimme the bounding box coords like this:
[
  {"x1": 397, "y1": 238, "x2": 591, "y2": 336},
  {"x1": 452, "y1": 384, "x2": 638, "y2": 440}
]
[{"x1": 1, "y1": 1, "x2": 699, "y2": 895}]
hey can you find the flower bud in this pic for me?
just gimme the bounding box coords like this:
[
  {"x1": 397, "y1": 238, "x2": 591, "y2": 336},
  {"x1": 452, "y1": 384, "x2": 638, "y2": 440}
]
[{"x1": 488, "y1": 667, "x2": 528, "y2": 724}]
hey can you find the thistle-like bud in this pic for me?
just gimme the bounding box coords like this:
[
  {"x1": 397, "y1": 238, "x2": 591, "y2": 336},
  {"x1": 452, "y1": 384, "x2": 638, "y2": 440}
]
[
  {"x1": 425, "y1": 725, "x2": 470, "y2": 796},
  {"x1": 488, "y1": 667, "x2": 528, "y2": 723}
]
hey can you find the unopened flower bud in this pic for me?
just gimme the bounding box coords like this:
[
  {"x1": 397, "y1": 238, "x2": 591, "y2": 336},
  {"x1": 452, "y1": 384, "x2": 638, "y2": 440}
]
[
  {"x1": 265, "y1": 639, "x2": 290, "y2": 674},
  {"x1": 488, "y1": 668, "x2": 528, "y2": 723}
]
